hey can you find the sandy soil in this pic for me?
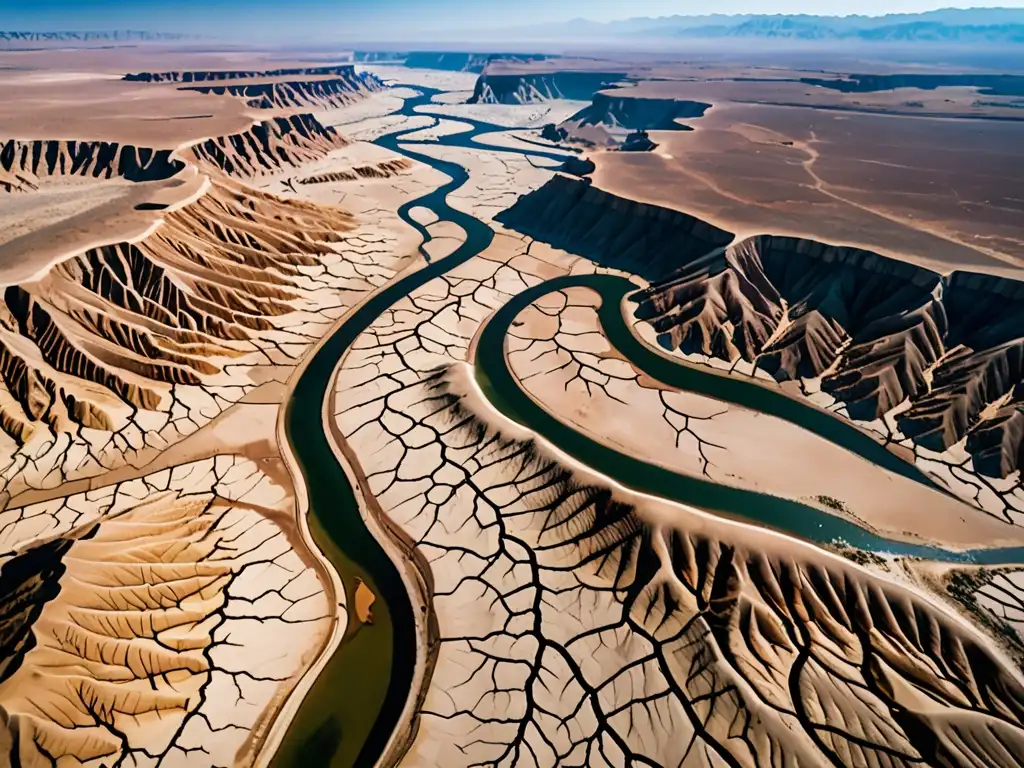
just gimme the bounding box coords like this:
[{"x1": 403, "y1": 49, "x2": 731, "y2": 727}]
[{"x1": 590, "y1": 101, "x2": 1024, "y2": 273}]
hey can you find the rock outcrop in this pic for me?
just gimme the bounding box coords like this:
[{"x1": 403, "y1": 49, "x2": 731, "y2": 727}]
[
  {"x1": 186, "y1": 113, "x2": 349, "y2": 178},
  {"x1": 124, "y1": 64, "x2": 372, "y2": 83},
  {"x1": 568, "y1": 91, "x2": 711, "y2": 131},
  {"x1": 181, "y1": 72, "x2": 383, "y2": 110},
  {"x1": 495, "y1": 174, "x2": 733, "y2": 280},
  {"x1": 0, "y1": 176, "x2": 354, "y2": 444},
  {"x1": 404, "y1": 52, "x2": 551, "y2": 73},
  {"x1": 1, "y1": 140, "x2": 184, "y2": 192},
  {"x1": 470, "y1": 72, "x2": 629, "y2": 104},
  {"x1": 498, "y1": 175, "x2": 1024, "y2": 477},
  {"x1": 297, "y1": 158, "x2": 411, "y2": 184}
]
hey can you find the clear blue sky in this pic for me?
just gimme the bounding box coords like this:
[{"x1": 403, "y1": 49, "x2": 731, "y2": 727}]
[{"x1": 3, "y1": 0, "x2": 1022, "y2": 40}]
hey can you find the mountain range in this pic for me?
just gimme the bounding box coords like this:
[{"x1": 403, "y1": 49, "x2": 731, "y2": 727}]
[{"x1": 495, "y1": 8, "x2": 1024, "y2": 44}]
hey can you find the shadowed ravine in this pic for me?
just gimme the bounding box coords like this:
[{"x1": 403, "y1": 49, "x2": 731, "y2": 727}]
[{"x1": 275, "y1": 86, "x2": 1024, "y2": 767}]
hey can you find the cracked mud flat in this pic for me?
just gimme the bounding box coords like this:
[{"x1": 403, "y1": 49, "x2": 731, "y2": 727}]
[{"x1": 5, "y1": 55, "x2": 1024, "y2": 768}]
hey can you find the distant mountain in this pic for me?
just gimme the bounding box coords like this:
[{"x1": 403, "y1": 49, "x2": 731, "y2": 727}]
[
  {"x1": 0, "y1": 31, "x2": 190, "y2": 43},
  {"x1": 494, "y1": 8, "x2": 1024, "y2": 43}
]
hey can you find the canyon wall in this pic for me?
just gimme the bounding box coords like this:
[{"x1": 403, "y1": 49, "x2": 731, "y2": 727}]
[
  {"x1": 1, "y1": 140, "x2": 184, "y2": 191},
  {"x1": 498, "y1": 175, "x2": 1024, "y2": 478},
  {"x1": 182, "y1": 71, "x2": 383, "y2": 110},
  {"x1": 470, "y1": 71, "x2": 629, "y2": 104},
  {"x1": 568, "y1": 91, "x2": 712, "y2": 130}
]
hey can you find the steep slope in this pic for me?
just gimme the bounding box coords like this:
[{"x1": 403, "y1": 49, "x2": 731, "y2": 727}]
[
  {"x1": 1, "y1": 140, "x2": 184, "y2": 192},
  {"x1": 182, "y1": 73, "x2": 383, "y2": 110},
  {"x1": 568, "y1": 91, "x2": 711, "y2": 131},
  {"x1": 470, "y1": 71, "x2": 629, "y2": 104},
  {"x1": 123, "y1": 65, "x2": 374, "y2": 83},
  {"x1": 185, "y1": 114, "x2": 349, "y2": 178},
  {"x1": 495, "y1": 174, "x2": 733, "y2": 280},
  {"x1": 297, "y1": 157, "x2": 412, "y2": 184},
  {"x1": 0, "y1": 175, "x2": 354, "y2": 446},
  {"x1": 403, "y1": 52, "x2": 551, "y2": 73},
  {"x1": 898, "y1": 272, "x2": 1024, "y2": 462},
  {"x1": 499, "y1": 176, "x2": 1024, "y2": 477}
]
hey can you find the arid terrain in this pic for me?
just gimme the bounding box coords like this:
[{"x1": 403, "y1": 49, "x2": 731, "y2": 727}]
[{"x1": 1, "y1": 34, "x2": 1023, "y2": 768}]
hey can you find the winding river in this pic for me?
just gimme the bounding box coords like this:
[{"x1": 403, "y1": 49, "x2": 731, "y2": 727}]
[{"x1": 274, "y1": 86, "x2": 1024, "y2": 766}]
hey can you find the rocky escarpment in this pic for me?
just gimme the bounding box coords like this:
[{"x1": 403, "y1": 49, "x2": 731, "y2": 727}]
[
  {"x1": 124, "y1": 64, "x2": 370, "y2": 83},
  {"x1": 470, "y1": 71, "x2": 629, "y2": 104},
  {"x1": 1, "y1": 140, "x2": 184, "y2": 192},
  {"x1": 2, "y1": 115, "x2": 347, "y2": 194},
  {"x1": 191, "y1": 76, "x2": 380, "y2": 111},
  {"x1": 567, "y1": 91, "x2": 711, "y2": 131},
  {"x1": 181, "y1": 72, "x2": 383, "y2": 110},
  {"x1": 801, "y1": 72, "x2": 1024, "y2": 97},
  {"x1": 495, "y1": 174, "x2": 732, "y2": 280},
  {"x1": 0, "y1": 176, "x2": 354, "y2": 444},
  {"x1": 498, "y1": 175, "x2": 1024, "y2": 478},
  {"x1": 297, "y1": 158, "x2": 411, "y2": 184},
  {"x1": 125, "y1": 65, "x2": 384, "y2": 111},
  {"x1": 186, "y1": 113, "x2": 349, "y2": 178},
  {"x1": 404, "y1": 52, "x2": 551, "y2": 73}
]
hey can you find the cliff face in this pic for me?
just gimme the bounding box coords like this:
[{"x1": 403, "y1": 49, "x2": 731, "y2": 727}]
[
  {"x1": 1, "y1": 140, "x2": 184, "y2": 192},
  {"x1": 568, "y1": 92, "x2": 712, "y2": 131},
  {"x1": 469, "y1": 72, "x2": 629, "y2": 104},
  {"x1": 123, "y1": 65, "x2": 373, "y2": 83},
  {"x1": 801, "y1": 73, "x2": 1024, "y2": 97},
  {"x1": 182, "y1": 71, "x2": 383, "y2": 110},
  {"x1": 3, "y1": 113, "x2": 347, "y2": 192},
  {"x1": 404, "y1": 52, "x2": 551, "y2": 73},
  {"x1": 186, "y1": 114, "x2": 349, "y2": 178},
  {"x1": 499, "y1": 175, "x2": 1024, "y2": 477},
  {"x1": 495, "y1": 174, "x2": 733, "y2": 279}
]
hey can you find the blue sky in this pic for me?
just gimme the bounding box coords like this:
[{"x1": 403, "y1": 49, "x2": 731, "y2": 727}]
[{"x1": 4, "y1": 0, "x2": 1023, "y2": 40}]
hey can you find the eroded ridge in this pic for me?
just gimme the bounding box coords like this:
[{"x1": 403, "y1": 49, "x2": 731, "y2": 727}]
[
  {"x1": 470, "y1": 71, "x2": 630, "y2": 105},
  {"x1": 124, "y1": 65, "x2": 380, "y2": 84},
  {"x1": 351, "y1": 360, "x2": 1024, "y2": 768},
  {"x1": 0, "y1": 455, "x2": 330, "y2": 767},
  {"x1": 567, "y1": 91, "x2": 711, "y2": 132},
  {"x1": 182, "y1": 73, "x2": 385, "y2": 111},
  {"x1": 1, "y1": 139, "x2": 185, "y2": 193},
  {"x1": 297, "y1": 158, "x2": 413, "y2": 185},
  {"x1": 497, "y1": 176, "x2": 1024, "y2": 501},
  {"x1": 0, "y1": 171, "x2": 408, "y2": 501},
  {"x1": 186, "y1": 114, "x2": 351, "y2": 179}
]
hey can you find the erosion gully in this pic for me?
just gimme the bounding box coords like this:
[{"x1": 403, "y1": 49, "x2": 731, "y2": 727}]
[{"x1": 274, "y1": 86, "x2": 1024, "y2": 768}]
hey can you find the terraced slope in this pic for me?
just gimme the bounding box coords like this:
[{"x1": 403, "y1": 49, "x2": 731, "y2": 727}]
[{"x1": 498, "y1": 175, "x2": 1024, "y2": 478}]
